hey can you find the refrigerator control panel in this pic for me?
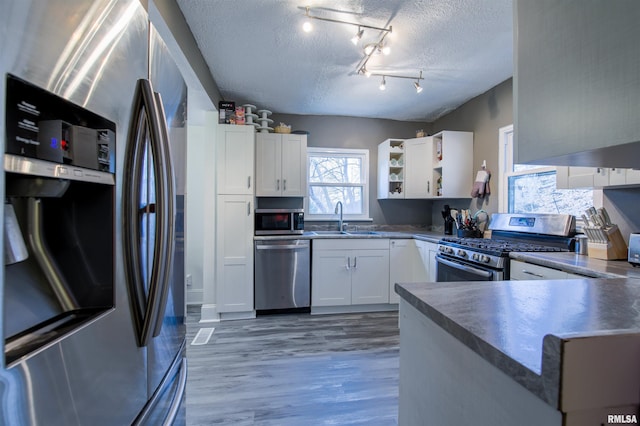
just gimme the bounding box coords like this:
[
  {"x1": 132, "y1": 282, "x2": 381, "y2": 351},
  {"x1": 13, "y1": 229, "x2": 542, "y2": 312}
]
[{"x1": 4, "y1": 74, "x2": 116, "y2": 174}]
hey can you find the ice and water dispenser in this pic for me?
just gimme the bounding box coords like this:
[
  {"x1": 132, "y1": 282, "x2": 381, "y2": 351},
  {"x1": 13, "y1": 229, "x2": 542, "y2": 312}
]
[{"x1": 3, "y1": 75, "x2": 115, "y2": 365}]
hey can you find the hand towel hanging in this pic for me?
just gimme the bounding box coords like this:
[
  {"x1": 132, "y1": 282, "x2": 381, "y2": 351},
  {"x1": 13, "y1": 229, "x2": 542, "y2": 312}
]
[{"x1": 471, "y1": 167, "x2": 491, "y2": 198}]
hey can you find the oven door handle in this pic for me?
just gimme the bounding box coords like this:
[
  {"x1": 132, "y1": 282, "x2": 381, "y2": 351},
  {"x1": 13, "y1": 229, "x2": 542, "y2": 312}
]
[{"x1": 436, "y1": 256, "x2": 493, "y2": 279}]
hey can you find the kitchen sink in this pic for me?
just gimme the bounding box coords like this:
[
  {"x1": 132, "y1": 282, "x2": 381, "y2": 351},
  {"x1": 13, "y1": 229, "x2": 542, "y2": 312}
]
[
  {"x1": 306, "y1": 230, "x2": 382, "y2": 236},
  {"x1": 345, "y1": 231, "x2": 381, "y2": 235},
  {"x1": 308, "y1": 230, "x2": 349, "y2": 235}
]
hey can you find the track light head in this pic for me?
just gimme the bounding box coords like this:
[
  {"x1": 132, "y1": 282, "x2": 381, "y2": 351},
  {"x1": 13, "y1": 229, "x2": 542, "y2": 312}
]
[
  {"x1": 359, "y1": 67, "x2": 372, "y2": 78},
  {"x1": 351, "y1": 28, "x2": 364, "y2": 45},
  {"x1": 303, "y1": 20, "x2": 313, "y2": 32},
  {"x1": 364, "y1": 44, "x2": 375, "y2": 56},
  {"x1": 414, "y1": 81, "x2": 423, "y2": 93},
  {"x1": 379, "y1": 76, "x2": 386, "y2": 91}
]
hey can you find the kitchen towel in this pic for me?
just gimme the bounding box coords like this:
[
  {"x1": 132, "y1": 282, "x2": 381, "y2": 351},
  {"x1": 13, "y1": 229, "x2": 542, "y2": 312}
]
[{"x1": 471, "y1": 169, "x2": 491, "y2": 198}]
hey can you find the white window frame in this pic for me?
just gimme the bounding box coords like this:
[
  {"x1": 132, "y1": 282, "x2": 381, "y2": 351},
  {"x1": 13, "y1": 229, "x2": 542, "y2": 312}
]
[
  {"x1": 305, "y1": 147, "x2": 370, "y2": 221},
  {"x1": 498, "y1": 124, "x2": 600, "y2": 215},
  {"x1": 498, "y1": 124, "x2": 554, "y2": 212}
]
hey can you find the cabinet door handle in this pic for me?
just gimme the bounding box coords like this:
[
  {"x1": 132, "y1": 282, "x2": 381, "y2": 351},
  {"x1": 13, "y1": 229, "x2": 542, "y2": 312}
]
[
  {"x1": 427, "y1": 181, "x2": 430, "y2": 192},
  {"x1": 247, "y1": 176, "x2": 251, "y2": 189},
  {"x1": 247, "y1": 202, "x2": 251, "y2": 216},
  {"x1": 352, "y1": 256, "x2": 357, "y2": 269},
  {"x1": 276, "y1": 179, "x2": 280, "y2": 191},
  {"x1": 345, "y1": 257, "x2": 351, "y2": 270},
  {"x1": 522, "y1": 269, "x2": 544, "y2": 278},
  {"x1": 283, "y1": 179, "x2": 287, "y2": 191}
]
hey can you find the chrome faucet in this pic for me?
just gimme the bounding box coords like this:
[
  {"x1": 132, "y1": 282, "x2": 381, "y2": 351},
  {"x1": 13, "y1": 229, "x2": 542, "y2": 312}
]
[{"x1": 334, "y1": 201, "x2": 344, "y2": 231}]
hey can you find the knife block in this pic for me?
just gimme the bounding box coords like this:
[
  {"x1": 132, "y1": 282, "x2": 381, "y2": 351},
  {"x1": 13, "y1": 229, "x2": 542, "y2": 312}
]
[{"x1": 587, "y1": 226, "x2": 628, "y2": 260}]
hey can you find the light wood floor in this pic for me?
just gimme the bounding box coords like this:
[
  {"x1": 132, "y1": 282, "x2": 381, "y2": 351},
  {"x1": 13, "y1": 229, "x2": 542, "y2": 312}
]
[{"x1": 185, "y1": 307, "x2": 400, "y2": 425}]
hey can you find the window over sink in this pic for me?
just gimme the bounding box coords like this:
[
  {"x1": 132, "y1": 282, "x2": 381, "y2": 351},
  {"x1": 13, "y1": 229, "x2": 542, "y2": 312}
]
[
  {"x1": 306, "y1": 148, "x2": 370, "y2": 221},
  {"x1": 499, "y1": 124, "x2": 593, "y2": 217}
]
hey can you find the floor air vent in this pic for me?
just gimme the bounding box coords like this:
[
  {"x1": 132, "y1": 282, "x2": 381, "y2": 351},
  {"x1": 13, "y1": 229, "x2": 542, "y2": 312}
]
[{"x1": 191, "y1": 327, "x2": 215, "y2": 346}]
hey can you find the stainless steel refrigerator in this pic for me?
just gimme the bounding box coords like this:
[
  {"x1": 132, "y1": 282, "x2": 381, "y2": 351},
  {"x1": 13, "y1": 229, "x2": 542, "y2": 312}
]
[{"x1": 0, "y1": 0, "x2": 187, "y2": 424}]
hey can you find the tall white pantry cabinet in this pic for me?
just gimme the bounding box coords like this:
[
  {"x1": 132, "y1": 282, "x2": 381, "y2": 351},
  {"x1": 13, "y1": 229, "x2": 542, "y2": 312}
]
[{"x1": 215, "y1": 124, "x2": 255, "y2": 318}]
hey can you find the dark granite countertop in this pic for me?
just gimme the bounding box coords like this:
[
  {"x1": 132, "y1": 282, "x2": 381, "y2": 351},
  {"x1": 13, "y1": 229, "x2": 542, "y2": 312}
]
[
  {"x1": 395, "y1": 278, "x2": 640, "y2": 407},
  {"x1": 254, "y1": 230, "x2": 443, "y2": 243},
  {"x1": 510, "y1": 251, "x2": 640, "y2": 279}
]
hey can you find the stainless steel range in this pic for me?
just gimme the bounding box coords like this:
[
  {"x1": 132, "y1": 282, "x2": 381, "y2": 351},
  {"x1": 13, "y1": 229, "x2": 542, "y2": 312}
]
[{"x1": 436, "y1": 213, "x2": 576, "y2": 281}]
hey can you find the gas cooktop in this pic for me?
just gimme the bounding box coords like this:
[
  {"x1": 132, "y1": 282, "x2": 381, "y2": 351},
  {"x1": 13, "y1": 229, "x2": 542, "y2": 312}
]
[{"x1": 440, "y1": 237, "x2": 568, "y2": 256}]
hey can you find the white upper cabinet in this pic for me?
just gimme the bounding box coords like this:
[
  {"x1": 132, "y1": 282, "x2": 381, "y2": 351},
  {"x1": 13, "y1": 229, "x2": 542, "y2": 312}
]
[
  {"x1": 557, "y1": 166, "x2": 640, "y2": 189},
  {"x1": 256, "y1": 133, "x2": 307, "y2": 197},
  {"x1": 382, "y1": 131, "x2": 473, "y2": 199},
  {"x1": 403, "y1": 137, "x2": 433, "y2": 198},
  {"x1": 217, "y1": 124, "x2": 255, "y2": 195},
  {"x1": 431, "y1": 131, "x2": 473, "y2": 198}
]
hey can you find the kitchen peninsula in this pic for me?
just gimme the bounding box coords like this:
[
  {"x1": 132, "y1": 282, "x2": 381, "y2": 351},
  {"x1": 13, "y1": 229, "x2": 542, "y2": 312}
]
[{"x1": 395, "y1": 279, "x2": 640, "y2": 426}]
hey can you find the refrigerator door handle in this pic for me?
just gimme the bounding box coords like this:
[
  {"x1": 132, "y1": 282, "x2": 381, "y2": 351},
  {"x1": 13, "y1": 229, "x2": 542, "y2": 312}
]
[
  {"x1": 150, "y1": 91, "x2": 175, "y2": 338},
  {"x1": 163, "y1": 357, "x2": 187, "y2": 425},
  {"x1": 124, "y1": 79, "x2": 153, "y2": 346},
  {"x1": 132, "y1": 343, "x2": 187, "y2": 426},
  {"x1": 123, "y1": 79, "x2": 170, "y2": 347}
]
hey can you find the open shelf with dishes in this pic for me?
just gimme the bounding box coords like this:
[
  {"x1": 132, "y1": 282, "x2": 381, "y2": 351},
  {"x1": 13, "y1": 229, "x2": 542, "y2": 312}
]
[
  {"x1": 378, "y1": 139, "x2": 405, "y2": 199},
  {"x1": 429, "y1": 131, "x2": 473, "y2": 198}
]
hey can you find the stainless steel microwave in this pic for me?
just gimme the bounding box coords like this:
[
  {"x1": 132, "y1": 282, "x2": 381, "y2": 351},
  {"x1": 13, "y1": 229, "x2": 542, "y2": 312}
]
[{"x1": 255, "y1": 209, "x2": 304, "y2": 235}]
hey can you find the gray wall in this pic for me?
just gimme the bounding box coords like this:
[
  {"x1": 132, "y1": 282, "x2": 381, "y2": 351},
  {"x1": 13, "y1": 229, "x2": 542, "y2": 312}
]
[
  {"x1": 429, "y1": 78, "x2": 514, "y2": 226},
  {"x1": 603, "y1": 188, "x2": 640, "y2": 244},
  {"x1": 271, "y1": 78, "x2": 513, "y2": 228},
  {"x1": 269, "y1": 113, "x2": 432, "y2": 225},
  {"x1": 148, "y1": 0, "x2": 223, "y2": 106}
]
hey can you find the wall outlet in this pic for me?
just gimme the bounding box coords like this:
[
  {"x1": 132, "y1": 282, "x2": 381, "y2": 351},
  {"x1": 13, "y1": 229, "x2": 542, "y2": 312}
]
[{"x1": 186, "y1": 274, "x2": 193, "y2": 287}]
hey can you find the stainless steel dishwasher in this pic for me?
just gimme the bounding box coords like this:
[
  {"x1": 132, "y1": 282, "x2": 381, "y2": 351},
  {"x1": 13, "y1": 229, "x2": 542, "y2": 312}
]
[{"x1": 254, "y1": 239, "x2": 311, "y2": 311}]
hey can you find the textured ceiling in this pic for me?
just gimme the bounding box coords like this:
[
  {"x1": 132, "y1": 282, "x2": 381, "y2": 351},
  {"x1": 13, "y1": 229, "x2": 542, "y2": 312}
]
[{"x1": 176, "y1": 0, "x2": 513, "y2": 122}]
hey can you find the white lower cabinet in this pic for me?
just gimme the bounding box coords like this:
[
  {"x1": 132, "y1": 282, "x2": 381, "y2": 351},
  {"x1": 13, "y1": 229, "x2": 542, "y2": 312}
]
[
  {"x1": 216, "y1": 194, "x2": 254, "y2": 314},
  {"x1": 312, "y1": 239, "x2": 390, "y2": 307},
  {"x1": 389, "y1": 239, "x2": 425, "y2": 304},
  {"x1": 509, "y1": 260, "x2": 589, "y2": 280},
  {"x1": 415, "y1": 240, "x2": 438, "y2": 282}
]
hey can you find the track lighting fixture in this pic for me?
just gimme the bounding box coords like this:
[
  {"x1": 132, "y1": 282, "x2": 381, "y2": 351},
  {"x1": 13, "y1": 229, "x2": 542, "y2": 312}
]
[
  {"x1": 364, "y1": 44, "x2": 375, "y2": 56},
  {"x1": 301, "y1": 6, "x2": 425, "y2": 96},
  {"x1": 414, "y1": 71, "x2": 424, "y2": 93},
  {"x1": 379, "y1": 76, "x2": 386, "y2": 91},
  {"x1": 364, "y1": 42, "x2": 390, "y2": 56},
  {"x1": 302, "y1": 6, "x2": 392, "y2": 44},
  {"x1": 365, "y1": 71, "x2": 424, "y2": 94},
  {"x1": 351, "y1": 27, "x2": 364, "y2": 45}
]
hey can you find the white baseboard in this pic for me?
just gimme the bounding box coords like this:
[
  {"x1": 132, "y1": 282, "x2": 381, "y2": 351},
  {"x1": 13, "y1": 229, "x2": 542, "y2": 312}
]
[
  {"x1": 311, "y1": 303, "x2": 398, "y2": 315},
  {"x1": 199, "y1": 303, "x2": 220, "y2": 323},
  {"x1": 219, "y1": 311, "x2": 257, "y2": 321}
]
